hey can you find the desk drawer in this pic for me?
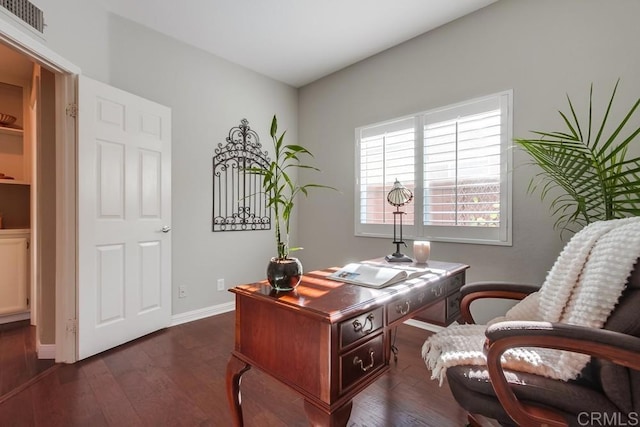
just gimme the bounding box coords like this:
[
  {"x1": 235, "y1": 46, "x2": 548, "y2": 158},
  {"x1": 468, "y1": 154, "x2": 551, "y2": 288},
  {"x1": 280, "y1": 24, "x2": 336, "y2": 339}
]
[
  {"x1": 340, "y1": 334, "x2": 385, "y2": 392},
  {"x1": 387, "y1": 282, "x2": 445, "y2": 324},
  {"x1": 446, "y1": 291, "x2": 462, "y2": 323},
  {"x1": 446, "y1": 272, "x2": 464, "y2": 293},
  {"x1": 340, "y1": 307, "x2": 384, "y2": 348}
]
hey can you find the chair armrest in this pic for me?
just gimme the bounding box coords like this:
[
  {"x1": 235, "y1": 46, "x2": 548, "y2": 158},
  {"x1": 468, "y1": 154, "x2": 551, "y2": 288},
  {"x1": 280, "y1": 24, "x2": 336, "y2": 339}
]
[
  {"x1": 459, "y1": 282, "x2": 540, "y2": 324},
  {"x1": 461, "y1": 282, "x2": 540, "y2": 297},
  {"x1": 483, "y1": 321, "x2": 640, "y2": 427},
  {"x1": 486, "y1": 321, "x2": 640, "y2": 360}
]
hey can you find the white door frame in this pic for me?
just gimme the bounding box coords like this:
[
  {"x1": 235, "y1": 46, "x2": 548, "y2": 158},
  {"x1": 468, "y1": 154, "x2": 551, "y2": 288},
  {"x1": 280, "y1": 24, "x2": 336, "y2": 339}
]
[{"x1": 0, "y1": 17, "x2": 80, "y2": 363}]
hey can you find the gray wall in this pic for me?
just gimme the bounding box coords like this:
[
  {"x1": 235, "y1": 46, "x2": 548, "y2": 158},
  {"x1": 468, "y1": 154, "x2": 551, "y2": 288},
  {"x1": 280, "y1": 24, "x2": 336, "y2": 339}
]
[
  {"x1": 297, "y1": 0, "x2": 640, "y2": 295},
  {"x1": 18, "y1": 0, "x2": 640, "y2": 321},
  {"x1": 32, "y1": 0, "x2": 110, "y2": 82},
  {"x1": 107, "y1": 15, "x2": 298, "y2": 314},
  {"x1": 21, "y1": 1, "x2": 297, "y2": 315}
]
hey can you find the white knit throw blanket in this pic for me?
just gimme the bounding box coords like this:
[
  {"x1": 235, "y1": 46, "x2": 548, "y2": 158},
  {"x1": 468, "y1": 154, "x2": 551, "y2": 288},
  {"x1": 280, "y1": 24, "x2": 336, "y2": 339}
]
[{"x1": 422, "y1": 217, "x2": 640, "y2": 385}]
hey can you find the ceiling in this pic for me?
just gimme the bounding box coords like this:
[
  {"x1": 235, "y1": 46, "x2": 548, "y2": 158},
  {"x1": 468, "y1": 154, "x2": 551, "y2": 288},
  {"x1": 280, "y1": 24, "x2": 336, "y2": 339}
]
[{"x1": 105, "y1": 0, "x2": 497, "y2": 88}]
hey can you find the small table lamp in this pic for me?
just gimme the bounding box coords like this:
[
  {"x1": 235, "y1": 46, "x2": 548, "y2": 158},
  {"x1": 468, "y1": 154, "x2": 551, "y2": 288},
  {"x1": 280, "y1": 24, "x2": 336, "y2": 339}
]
[{"x1": 385, "y1": 179, "x2": 413, "y2": 263}]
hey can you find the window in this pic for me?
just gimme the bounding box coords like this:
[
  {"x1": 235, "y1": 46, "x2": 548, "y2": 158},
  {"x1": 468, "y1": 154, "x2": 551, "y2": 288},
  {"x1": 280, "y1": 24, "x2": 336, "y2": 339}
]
[{"x1": 355, "y1": 91, "x2": 512, "y2": 245}]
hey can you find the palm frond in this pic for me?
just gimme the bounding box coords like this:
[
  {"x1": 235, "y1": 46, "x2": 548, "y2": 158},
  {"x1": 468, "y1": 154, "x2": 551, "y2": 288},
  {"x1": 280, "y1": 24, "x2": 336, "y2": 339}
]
[{"x1": 515, "y1": 81, "x2": 640, "y2": 235}]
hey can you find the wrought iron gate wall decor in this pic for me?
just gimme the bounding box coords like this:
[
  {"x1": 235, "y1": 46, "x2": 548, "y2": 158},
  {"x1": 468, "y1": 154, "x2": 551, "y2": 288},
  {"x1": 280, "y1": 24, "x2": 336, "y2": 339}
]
[{"x1": 212, "y1": 119, "x2": 271, "y2": 231}]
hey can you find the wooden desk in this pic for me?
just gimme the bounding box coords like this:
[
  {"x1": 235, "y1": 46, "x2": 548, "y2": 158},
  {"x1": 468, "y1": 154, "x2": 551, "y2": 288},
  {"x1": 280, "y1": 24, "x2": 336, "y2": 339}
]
[{"x1": 226, "y1": 260, "x2": 469, "y2": 426}]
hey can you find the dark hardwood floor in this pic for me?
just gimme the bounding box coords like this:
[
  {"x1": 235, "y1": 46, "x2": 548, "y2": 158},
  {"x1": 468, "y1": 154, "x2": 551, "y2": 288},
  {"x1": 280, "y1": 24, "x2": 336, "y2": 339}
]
[
  {"x1": 0, "y1": 321, "x2": 56, "y2": 401},
  {"x1": 0, "y1": 312, "x2": 468, "y2": 426}
]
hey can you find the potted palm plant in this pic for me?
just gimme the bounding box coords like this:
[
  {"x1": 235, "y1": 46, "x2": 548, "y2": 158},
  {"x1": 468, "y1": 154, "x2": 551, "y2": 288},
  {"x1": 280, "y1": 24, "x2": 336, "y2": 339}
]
[
  {"x1": 247, "y1": 115, "x2": 335, "y2": 291},
  {"x1": 515, "y1": 80, "x2": 640, "y2": 236}
]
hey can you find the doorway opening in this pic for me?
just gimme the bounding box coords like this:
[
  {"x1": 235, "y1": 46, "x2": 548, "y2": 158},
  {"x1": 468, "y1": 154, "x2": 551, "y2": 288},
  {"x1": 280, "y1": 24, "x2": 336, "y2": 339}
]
[
  {"x1": 0, "y1": 17, "x2": 79, "y2": 401},
  {"x1": 0, "y1": 37, "x2": 58, "y2": 402}
]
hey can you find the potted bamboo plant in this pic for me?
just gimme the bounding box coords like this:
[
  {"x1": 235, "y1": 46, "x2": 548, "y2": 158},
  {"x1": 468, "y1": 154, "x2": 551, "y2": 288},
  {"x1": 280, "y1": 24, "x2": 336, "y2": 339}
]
[
  {"x1": 515, "y1": 80, "x2": 640, "y2": 236},
  {"x1": 247, "y1": 115, "x2": 335, "y2": 291}
]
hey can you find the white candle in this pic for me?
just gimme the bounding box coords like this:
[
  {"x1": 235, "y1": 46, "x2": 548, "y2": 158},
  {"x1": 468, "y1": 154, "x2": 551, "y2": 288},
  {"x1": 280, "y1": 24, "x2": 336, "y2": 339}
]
[{"x1": 413, "y1": 241, "x2": 431, "y2": 264}]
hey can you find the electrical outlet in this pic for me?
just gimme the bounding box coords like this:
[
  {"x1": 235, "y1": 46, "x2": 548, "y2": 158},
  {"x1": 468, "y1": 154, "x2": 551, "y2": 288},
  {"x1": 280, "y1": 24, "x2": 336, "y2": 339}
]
[
  {"x1": 178, "y1": 285, "x2": 186, "y2": 298},
  {"x1": 217, "y1": 278, "x2": 225, "y2": 291}
]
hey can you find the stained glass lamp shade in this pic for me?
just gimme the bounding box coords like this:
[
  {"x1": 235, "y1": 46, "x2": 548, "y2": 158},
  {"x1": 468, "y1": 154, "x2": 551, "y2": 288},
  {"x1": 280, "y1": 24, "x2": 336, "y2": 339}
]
[{"x1": 385, "y1": 179, "x2": 413, "y2": 263}]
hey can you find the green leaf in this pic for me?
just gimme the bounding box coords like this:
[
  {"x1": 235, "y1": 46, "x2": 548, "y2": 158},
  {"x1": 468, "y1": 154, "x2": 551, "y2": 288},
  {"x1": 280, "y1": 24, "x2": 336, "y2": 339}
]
[
  {"x1": 592, "y1": 79, "x2": 619, "y2": 152},
  {"x1": 286, "y1": 144, "x2": 313, "y2": 155},
  {"x1": 270, "y1": 115, "x2": 278, "y2": 138},
  {"x1": 515, "y1": 80, "x2": 640, "y2": 236},
  {"x1": 276, "y1": 131, "x2": 286, "y2": 153}
]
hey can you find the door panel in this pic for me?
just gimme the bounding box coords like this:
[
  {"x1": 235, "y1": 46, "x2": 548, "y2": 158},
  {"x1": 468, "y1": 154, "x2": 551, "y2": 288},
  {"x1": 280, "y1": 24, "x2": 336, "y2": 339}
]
[
  {"x1": 139, "y1": 241, "x2": 162, "y2": 311},
  {"x1": 97, "y1": 140, "x2": 125, "y2": 218},
  {"x1": 78, "y1": 75, "x2": 171, "y2": 360},
  {"x1": 139, "y1": 150, "x2": 161, "y2": 217},
  {"x1": 96, "y1": 244, "x2": 125, "y2": 324}
]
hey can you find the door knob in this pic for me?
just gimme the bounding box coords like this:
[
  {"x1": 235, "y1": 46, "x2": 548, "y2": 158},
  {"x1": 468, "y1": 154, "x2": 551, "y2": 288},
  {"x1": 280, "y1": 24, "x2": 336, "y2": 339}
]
[{"x1": 161, "y1": 226, "x2": 171, "y2": 233}]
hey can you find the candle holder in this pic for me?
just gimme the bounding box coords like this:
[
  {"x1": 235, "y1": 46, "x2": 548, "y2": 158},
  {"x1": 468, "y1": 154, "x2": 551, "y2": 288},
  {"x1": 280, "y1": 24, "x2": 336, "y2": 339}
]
[{"x1": 413, "y1": 241, "x2": 431, "y2": 264}]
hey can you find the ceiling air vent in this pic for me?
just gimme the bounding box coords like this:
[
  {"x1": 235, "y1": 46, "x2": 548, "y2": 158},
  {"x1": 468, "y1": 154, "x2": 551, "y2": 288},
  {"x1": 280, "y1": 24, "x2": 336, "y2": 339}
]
[{"x1": 0, "y1": 0, "x2": 44, "y2": 33}]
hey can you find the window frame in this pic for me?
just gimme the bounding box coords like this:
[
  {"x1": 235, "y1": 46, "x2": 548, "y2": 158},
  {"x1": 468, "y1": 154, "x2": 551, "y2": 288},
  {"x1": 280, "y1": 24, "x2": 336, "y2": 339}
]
[{"x1": 354, "y1": 90, "x2": 513, "y2": 246}]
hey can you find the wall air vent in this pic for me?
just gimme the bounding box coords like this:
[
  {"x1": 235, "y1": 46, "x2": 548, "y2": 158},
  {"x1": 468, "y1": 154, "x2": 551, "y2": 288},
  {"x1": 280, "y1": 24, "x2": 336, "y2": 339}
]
[{"x1": 0, "y1": 0, "x2": 44, "y2": 33}]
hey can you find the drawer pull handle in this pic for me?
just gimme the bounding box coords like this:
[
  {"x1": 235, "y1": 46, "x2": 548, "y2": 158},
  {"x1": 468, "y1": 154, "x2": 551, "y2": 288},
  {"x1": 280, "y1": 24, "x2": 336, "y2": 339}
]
[
  {"x1": 352, "y1": 314, "x2": 374, "y2": 334},
  {"x1": 353, "y1": 349, "x2": 375, "y2": 372},
  {"x1": 396, "y1": 301, "x2": 410, "y2": 315},
  {"x1": 432, "y1": 285, "x2": 444, "y2": 297}
]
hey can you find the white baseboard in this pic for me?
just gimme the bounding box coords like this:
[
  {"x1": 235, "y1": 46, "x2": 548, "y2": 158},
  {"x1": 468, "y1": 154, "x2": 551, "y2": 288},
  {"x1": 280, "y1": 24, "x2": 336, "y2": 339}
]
[
  {"x1": 37, "y1": 340, "x2": 56, "y2": 359},
  {"x1": 34, "y1": 302, "x2": 235, "y2": 359},
  {"x1": 170, "y1": 301, "x2": 235, "y2": 327},
  {"x1": 403, "y1": 318, "x2": 446, "y2": 333}
]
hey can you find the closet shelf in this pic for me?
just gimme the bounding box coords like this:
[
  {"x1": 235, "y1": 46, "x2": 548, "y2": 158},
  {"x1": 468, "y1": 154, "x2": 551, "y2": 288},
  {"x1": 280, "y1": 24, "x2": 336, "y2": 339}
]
[
  {"x1": 0, "y1": 179, "x2": 29, "y2": 185},
  {"x1": 0, "y1": 126, "x2": 23, "y2": 136}
]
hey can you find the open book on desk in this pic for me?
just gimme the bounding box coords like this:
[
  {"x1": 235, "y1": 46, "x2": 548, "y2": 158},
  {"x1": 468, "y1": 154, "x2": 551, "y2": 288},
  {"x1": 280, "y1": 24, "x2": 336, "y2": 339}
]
[{"x1": 327, "y1": 262, "x2": 446, "y2": 288}]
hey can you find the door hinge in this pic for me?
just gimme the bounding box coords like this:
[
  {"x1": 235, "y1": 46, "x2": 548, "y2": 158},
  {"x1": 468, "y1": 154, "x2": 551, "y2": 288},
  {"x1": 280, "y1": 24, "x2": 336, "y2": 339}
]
[
  {"x1": 66, "y1": 103, "x2": 78, "y2": 118},
  {"x1": 66, "y1": 319, "x2": 78, "y2": 334}
]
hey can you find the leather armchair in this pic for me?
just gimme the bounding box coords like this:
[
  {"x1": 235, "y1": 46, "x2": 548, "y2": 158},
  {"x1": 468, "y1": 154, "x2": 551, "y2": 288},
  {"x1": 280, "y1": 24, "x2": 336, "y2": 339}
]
[
  {"x1": 459, "y1": 281, "x2": 540, "y2": 325},
  {"x1": 446, "y1": 266, "x2": 640, "y2": 427}
]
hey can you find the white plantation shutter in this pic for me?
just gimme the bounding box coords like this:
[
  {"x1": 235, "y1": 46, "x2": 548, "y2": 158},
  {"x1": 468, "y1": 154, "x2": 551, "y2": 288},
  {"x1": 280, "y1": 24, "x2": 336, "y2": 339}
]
[
  {"x1": 355, "y1": 91, "x2": 512, "y2": 245},
  {"x1": 424, "y1": 105, "x2": 502, "y2": 227},
  {"x1": 358, "y1": 117, "x2": 415, "y2": 230}
]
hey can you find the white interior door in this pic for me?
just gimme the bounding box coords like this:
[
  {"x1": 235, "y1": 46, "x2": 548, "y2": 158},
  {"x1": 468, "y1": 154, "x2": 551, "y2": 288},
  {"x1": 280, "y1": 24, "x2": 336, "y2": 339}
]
[{"x1": 78, "y1": 76, "x2": 171, "y2": 360}]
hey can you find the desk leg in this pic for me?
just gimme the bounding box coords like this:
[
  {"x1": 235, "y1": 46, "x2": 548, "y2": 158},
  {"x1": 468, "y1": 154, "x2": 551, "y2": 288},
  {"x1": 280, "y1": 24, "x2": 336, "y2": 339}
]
[
  {"x1": 226, "y1": 354, "x2": 251, "y2": 427},
  {"x1": 303, "y1": 400, "x2": 353, "y2": 427}
]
